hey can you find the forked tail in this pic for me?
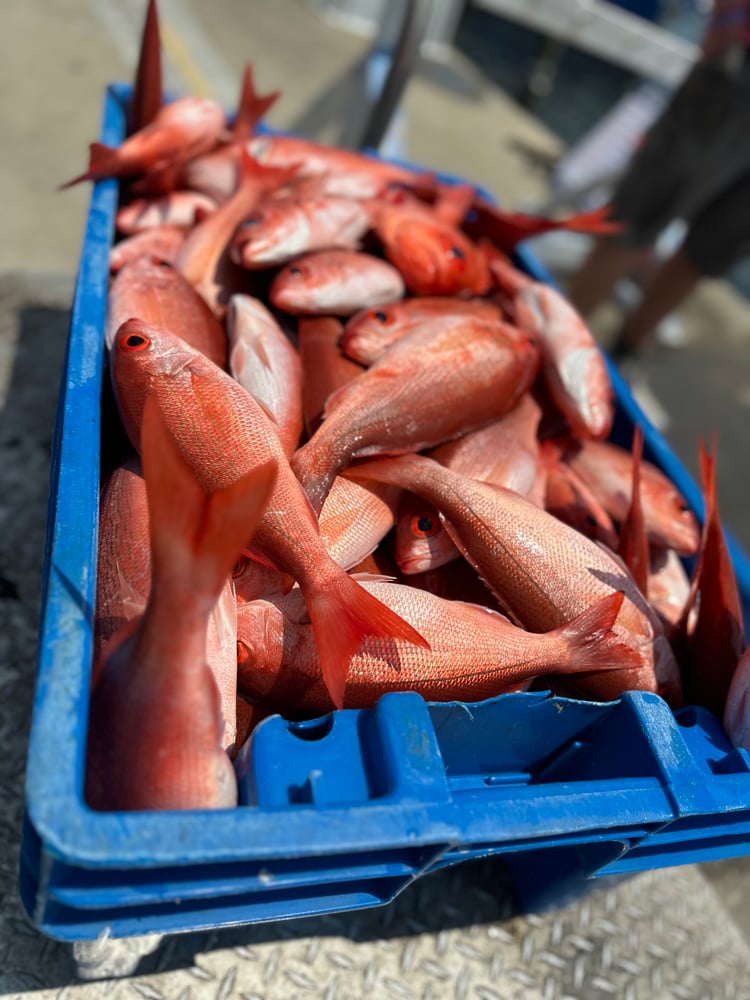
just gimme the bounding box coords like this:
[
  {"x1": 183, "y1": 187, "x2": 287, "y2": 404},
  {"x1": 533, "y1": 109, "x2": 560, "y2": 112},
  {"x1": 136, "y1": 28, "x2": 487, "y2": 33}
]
[
  {"x1": 59, "y1": 142, "x2": 122, "y2": 190},
  {"x1": 232, "y1": 64, "x2": 280, "y2": 140},
  {"x1": 141, "y1": 394, "x2": 278, "y2": 606},
  {"x1": 304, "y1": 570, "x2": 430, "y2": 708},
  {"x1": 553, "y1": 591, "x2": 640, "y2": 673}
]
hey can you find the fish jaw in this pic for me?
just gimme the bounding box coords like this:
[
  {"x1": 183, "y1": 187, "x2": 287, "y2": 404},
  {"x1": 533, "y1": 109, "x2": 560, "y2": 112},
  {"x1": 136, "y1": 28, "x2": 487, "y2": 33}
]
[{"x1": 231, "y1": 202, "x2": 311, "y2": 267}]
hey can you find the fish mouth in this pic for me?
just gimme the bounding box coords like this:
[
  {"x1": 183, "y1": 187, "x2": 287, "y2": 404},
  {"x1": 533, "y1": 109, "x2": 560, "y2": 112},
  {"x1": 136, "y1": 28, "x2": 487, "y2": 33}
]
[{"x1": 398, "y1": 555, "x2": 435, "y2": 575}]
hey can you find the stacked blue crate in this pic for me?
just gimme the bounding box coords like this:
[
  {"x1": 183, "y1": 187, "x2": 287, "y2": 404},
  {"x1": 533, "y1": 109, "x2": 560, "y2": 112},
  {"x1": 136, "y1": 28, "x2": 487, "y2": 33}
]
[{"x1": 20, "y1": 83, "x2": 750, "y2": 942}]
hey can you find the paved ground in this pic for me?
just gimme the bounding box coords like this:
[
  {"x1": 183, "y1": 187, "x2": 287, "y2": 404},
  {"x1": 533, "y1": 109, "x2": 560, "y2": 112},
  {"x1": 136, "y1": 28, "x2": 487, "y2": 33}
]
[{"x1": 4, "y1": 0, "x2": 750, "y2": 996}]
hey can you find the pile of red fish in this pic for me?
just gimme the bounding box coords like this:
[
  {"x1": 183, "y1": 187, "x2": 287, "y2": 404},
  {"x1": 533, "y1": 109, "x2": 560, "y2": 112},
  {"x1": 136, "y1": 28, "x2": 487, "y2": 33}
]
[{"x1": 73, "y1": 1, "x2": 748, "y2": 813}]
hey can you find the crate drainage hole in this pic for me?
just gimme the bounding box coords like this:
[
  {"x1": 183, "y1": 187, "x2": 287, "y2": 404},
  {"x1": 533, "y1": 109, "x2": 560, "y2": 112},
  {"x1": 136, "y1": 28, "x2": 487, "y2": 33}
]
[{"x1": 288, "y1": 714, "x2": 334, "y2": 741}]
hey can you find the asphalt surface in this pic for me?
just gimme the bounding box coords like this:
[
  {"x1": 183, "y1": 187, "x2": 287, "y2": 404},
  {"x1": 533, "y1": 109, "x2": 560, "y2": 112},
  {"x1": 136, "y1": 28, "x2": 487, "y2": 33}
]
[{"x1": 4, "y1": 0, "x2": 750, "y2": 995}]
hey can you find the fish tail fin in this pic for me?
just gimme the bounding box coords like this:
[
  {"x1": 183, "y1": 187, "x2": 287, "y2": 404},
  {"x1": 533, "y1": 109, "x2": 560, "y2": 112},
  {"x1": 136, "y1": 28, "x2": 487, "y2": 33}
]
[
  {"x1": 560, "y1": 205, "x2": 622, "y2": 235},
  {"x1": 238, "y1": 146, "x2": 301, "y2": 194},
  {"x1": 304, "y1": 571, "x2": 430, "y2": 708},
  {"x1": 554, "y1": 591, "x2": 641, "y2": 673},
  {"x1": 141, "y1": 395, "x2": 277, "y2": 606},
  {"x1": 233, "y1": 64, "x2": 280, "y2": 140},
  {"x1": 59, "y1": 142, "x2": 121, "y2": 190},
  {"x1": 129, "y1": 0, "x2": 162, "y2": 134},
  {"x1": 617, "y1": 425, "x2": 649, "y2": 593}
]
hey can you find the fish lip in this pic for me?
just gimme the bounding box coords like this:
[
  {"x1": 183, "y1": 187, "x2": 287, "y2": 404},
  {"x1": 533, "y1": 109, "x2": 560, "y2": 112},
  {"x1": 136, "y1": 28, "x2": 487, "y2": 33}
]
[{"x1": 398, "y1": 555, "x2": 434, "y2": 575}]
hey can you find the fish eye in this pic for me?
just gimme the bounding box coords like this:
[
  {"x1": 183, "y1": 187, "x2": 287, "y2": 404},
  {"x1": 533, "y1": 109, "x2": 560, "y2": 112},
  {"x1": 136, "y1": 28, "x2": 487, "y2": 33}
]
[
  {"x1": 239, "y1": 214, "x2": 262, "y2": 229},
  {"x1": 374, "y1": 310, "x2": 388, "y2": 322},
  {"x1": 411, "y1": 514, "x2": 439, "y2": 538},
  {"x1": 288, "y1": 265, "x2": 303, "y2": 276},
  {"x1": 449, "y1": 245, "x2": 464, "y2": 260},
  {"x1": 585, "y1": 514, "x2": 598, "y2": 527},
  {"x1": 120, "y1": 332, "x2": 150, "y2": 351},
  {"x1": 156, "y1": 259, "x2": 171, "y2": 268},
  {"x1": 677, "y1": 500, "x2": 691, "y2": 513}
]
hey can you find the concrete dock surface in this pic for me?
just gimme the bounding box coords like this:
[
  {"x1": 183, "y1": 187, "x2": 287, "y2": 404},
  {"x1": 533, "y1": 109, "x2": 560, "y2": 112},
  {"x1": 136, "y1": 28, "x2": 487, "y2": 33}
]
[{"x1": 3, "y1": 1, "x2": 750, "y2": 995}]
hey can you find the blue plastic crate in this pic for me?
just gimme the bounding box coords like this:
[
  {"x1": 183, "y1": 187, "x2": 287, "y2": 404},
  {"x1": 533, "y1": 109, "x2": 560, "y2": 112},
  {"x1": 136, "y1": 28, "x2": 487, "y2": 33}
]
[{"x1": 21, "y1": 83, "x2": 750, "y2": 942}]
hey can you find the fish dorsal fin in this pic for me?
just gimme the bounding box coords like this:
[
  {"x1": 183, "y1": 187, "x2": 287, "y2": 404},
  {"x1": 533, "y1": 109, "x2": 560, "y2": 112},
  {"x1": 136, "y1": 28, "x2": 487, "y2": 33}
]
[{"x1": 129, "y1": 0, "x2": 163, "y2": 134}]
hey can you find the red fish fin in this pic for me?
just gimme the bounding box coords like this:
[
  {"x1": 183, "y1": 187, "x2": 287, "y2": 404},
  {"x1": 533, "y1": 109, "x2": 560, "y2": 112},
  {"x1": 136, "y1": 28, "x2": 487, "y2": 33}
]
[
  {"x1": 129, "y1": 0, "x2": 162, "y2": 134},
  {"x1": 617, "y1": 426, "x2": 649, "y2": 594},
  {"x1": 553, "y1": 591, "x2": 641, "y2": 672},
  {"x1": 237, "y1": 146, "x2": 300, "y2": 194},
  {"x1": 685, "y1": 437, "x2": 745, "y2": 713},
  {"x1": 558, "y1": 205, "x2": 622, "y2": 235},
  {"x1": 469, "y1": 202, "x2": 621, "y2": 250},
  {"x1": 59, "y1": 142, "x2": 121, "y2": 190},
  {"x1": 141, "y1": 395, "x2": 277, "y2": 603},
  {"x1": 232, "y1": 64, "x2": 280, "y2": 140},
  {"x1": 434, "y1": 183, "x2": 476, "y2": 227},
  {"x1": 306, "y1": 574, "x2": 430, "y2": 708}
]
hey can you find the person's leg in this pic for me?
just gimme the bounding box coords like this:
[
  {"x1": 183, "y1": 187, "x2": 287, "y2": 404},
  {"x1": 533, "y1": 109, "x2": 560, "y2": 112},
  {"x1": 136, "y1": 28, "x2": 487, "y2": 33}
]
[
  {"x1": 609, "y1": 248, "x2": 702, "y2": 357},
  {"x1": 566, "y1": 238, "x2": 644, "y2": 317}
]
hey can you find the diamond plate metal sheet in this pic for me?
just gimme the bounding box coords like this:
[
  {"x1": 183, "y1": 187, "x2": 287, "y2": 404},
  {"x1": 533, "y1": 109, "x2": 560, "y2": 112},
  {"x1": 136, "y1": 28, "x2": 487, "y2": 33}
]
[{"x1": 5, "y1": 857, "x2": 750, "y2": 1000}]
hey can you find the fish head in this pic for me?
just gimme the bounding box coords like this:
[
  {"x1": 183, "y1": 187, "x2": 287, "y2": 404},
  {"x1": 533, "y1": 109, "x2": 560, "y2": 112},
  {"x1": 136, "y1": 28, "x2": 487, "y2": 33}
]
[
  {"x1": 230, "y1": 200, "x2": 304, "y2": 266},
  {"x1": 236, "y1": 598, "x2": 288, "y2": 695},
  {"x1": 395, "y1": 494, "x2": 456, "y2": 574},
  {"x1": 110, "y1": 318, "x2": 201, "y2": 450},
  {"x1": 641, "y1": 474, "x2": 700, "y2": 555},
  {"x1": 383, "y1": 216, "x2": 482, "y2": 296},
  {"x1": 341, "y1": 304, "x2": 402, "y2": 362},
  {"x1": 268, "y1": 258, "x2": 318, "y2": 312}
]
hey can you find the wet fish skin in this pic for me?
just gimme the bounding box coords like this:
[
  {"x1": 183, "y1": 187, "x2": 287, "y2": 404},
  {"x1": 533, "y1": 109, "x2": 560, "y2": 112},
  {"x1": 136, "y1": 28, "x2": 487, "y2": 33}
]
[
  {"x1": 292, "y1": 315, "x2": 540, "y2": 515},
  {"x1": 342, "y1": 296, "x2": 503, "y2": 366},
  {"x1": 227, "y1": 294, "x2": 303, "y2": 456},
  {"x1": 231, "y1": 194, "x2": 373, "y2": 269},
  {"x1": 85, "y1": 396, "x2": 277, "y2": 811},
  {"x1": 109, "y1": 226, "x2": 186, "y2": 273},
  {"x1": 319, "y1": 476, "x2": 402, "y2": 570},
  {"x1": 375, "y1": 195, "x2": 491, "y2": 297},
  {"x1": 106, "y1": 255, "x2": 228, "y2": 368},
  {"x1": 110, "y1": 318, "x2": 429, "y2": 709},
  {"x1": 236, "y1": 583, "x2": 631, "y2": 711},
  {"x1": 487, "y1": 247, "x2": 614, "y2": 440},
  {"x1": 648, "y1": 544, "x2": 691, "y2": 632},
  {"x1": 176, "y1": 149, "x2": 300, "y2": 315},
  {"x1": 61, "y1": 96, "x2": 226, "y2": 189},
  {"x1": 116, "y1": 191, "x2": 217, "y2": 234},
  {"x1": 297, "y1": 316, "x2": 364, "y2": 435},
  {"x1": 93, "y1": 458, "x2": 151, "y2": 687},
  {"x1": 540, "y1": 440, "x2": 618, "y2": 549},
  {"x1": 562, "y1": 437, "x2": 700, "y2": 556},
  {"x1": 270, "y1": 250, "x2": 405, "y2": 316},
  {"x1": 345, "y1": 453, "x2": 682, "y2": 705}
]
